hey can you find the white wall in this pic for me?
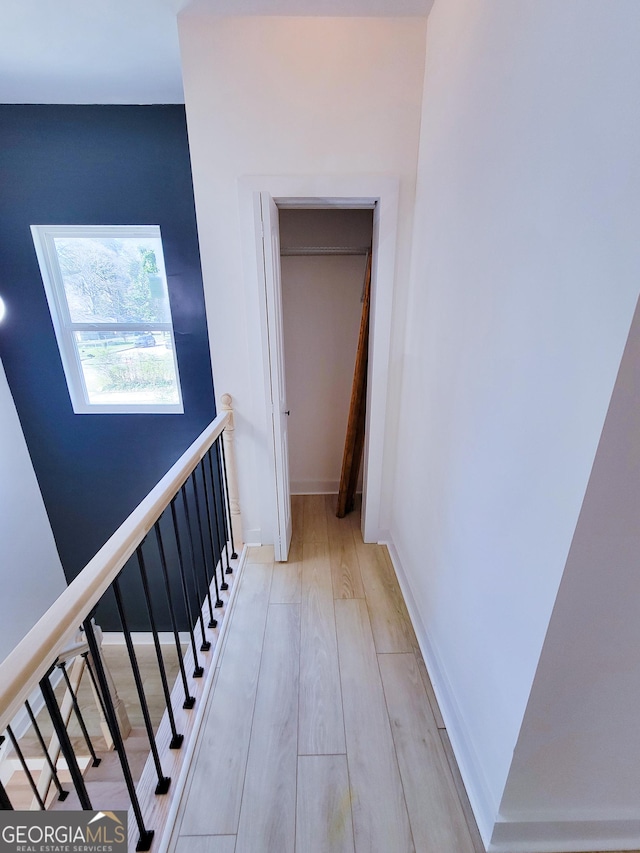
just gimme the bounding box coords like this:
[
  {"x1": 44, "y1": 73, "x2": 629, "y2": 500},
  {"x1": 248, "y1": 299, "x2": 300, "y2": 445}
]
[
  {"x1": 390, "y1": 0, "x2": 640, "y2": 846},
  {"x1": 178, "y1": 15, "x2": 426, "y2": 542},
  {"x1": 282, "y1": 255, "x2": 365, "y2": 494},
  {"x1": 0, "y1": 358, "x2": 67, "y2": 664},
  {"x1": 280, "y1": 208, "x2": 371, "y2": 494},
  {"x1": 495, "y1": 292, "x2": 640, "y2": 851}
]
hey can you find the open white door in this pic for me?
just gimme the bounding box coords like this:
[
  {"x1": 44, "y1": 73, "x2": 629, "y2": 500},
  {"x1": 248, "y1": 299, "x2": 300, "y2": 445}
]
[{"x1": 260, "y1": 192, "x2": 292, "y2": 561}]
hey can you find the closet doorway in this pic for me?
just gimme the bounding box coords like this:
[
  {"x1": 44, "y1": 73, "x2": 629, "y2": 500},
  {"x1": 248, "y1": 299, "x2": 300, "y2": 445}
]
[
  {"x1": 280, "y1": 207, "x2": 373, "y2": 505},
  {"x1": 242, "y1": 176, "x2": 400, "y2": 561}
]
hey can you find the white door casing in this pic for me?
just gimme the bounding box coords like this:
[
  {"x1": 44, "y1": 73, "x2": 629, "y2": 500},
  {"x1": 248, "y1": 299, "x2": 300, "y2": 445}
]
[
  {"x1": 260, "y1": 193, "x2": 292, "y2": 561},
  {"x1": 239, "y1": 175, "x2": 400, "y2": 551}
]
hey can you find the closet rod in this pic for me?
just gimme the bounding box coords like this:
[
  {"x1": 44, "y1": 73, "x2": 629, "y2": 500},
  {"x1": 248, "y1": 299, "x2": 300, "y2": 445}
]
[{"x1": 280, "y1": 245, "x2": 370, "y2": 257}]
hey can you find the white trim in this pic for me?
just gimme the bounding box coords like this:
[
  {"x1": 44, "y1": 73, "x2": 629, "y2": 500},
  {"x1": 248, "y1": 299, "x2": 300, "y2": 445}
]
[
  {"x1": 290, "y1": 480, "x2": 363, "y2": 495},
  {"x1": 259, "y1": 193, "x2": 292, "y2": 561},
  {"x1": 380, "y1": 537, "x2": 640, "y2": 853},
  {"x1": 238, "y1": 175, "x2": 400, "y2": 546},
  {"x1": 381, "y1": 533, "x2": 498, "y2": 848},
  {"x1": 243, "y1": 530, "x2": 262, "y2": 546},
  {"x1": 158, "y1": 544, "x2": 249, "y2": 853},
  {"x1": 291, "y1": 480, "x2": 340, "y2": 495},
  {"x1": 275, "y1": 198, "x2": 377, "y2": 209},
  {"x1": 30, "y1": 224, "x2": 183, "y2": 415},
  {"x1": 487, "y1": 818, "x2": 640, "y2": 852}
]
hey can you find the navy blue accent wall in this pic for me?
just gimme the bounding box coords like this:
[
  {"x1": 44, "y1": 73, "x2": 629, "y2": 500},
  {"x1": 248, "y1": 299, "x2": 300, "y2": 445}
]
[{"x1": 0, "y1": 105, "x2": 216, "y2": 604}]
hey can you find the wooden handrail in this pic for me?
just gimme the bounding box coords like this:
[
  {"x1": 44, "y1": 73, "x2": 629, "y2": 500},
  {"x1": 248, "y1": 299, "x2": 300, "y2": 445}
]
[{"x1": 0, "y1": 410, "x2": 230, "y2": 734}]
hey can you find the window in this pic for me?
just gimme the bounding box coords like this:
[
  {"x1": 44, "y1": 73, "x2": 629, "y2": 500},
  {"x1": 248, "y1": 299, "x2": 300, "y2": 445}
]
[{"x1": 31, "y1": 225, "x2": 183, "y2": 414}]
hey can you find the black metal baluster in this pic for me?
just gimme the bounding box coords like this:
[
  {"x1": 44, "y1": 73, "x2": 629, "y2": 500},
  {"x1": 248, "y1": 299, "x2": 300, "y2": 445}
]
[
  {"x1": 0, "y1": 774, "x2": 13, "y2": 810},
  {"x1": 214, "y1": 441, "x2": 233, "y2": 576},
  {"x1": 170, "y1": 499, "x2": 204, "y2": 678},
  {"x1": 180, "y1": 484, "x2": 211, "y2": 652},
  {"x1": 83, "y1": 618, "x2": 154, "y2": 852},
  {"x1": 136, "y1": 545, "x2": 184, "y2": 749},
  {"x1": 205, "y1": 448, "x2": 225, "y2": 594},
  {"x1": 207, "y1": 448, "x2": 229, "y2": 592},
  {"x1": 6, "y1": 725, "x2": 46, "y2": 809},
  {"x1": 39, "y1": 671, "x2": 92, "y2": 811},
  {"x1": 57, "y1": 662, "x2": 101, "y2": 767},
  {"x1": 154, "y1": 520, "x2": 195, "y2": 707},
  {"x1": 220, "y1": 433, "x2": 239, "y2": 559},
  {"x1": 111, "y1": 578, "x2": 170, "y2": 795},
  {"x1": 190, "y1": 470, "x2": 216, "y2": 628},
  {"x1": 24, "y1": 701, "x2": 69, "y2": 801},
  {"x1": 0, "y1": 746, "x2": 13, "y2": 810},
  {"x1": 200, "y1": 457, "x2": 224, "y2": 610}
]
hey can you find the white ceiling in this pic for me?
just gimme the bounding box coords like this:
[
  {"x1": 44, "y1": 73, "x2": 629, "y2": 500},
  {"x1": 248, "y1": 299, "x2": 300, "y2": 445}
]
[{"x1": 0, "y1": 0, "x2": 433, "y2": 105}]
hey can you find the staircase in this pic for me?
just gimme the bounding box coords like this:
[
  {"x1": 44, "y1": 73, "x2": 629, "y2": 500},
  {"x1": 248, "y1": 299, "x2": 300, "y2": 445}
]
[{"x1": 1, "y1": 642, "x2": 183, "y2": 812}]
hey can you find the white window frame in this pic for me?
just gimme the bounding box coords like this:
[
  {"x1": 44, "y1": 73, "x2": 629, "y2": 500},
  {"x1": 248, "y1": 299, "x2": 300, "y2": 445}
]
[{"x1": 31, "y1": 224, "x2": 184, "y2": 414}]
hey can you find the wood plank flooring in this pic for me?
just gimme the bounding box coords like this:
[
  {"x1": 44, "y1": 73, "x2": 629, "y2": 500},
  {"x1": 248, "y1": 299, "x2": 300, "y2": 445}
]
[
  {"x1": 170, "y1": 495, "x2": 483, "y2": 853},
  {"x1": 299, "y1": 542, "x2": 345, "y2": 755}
]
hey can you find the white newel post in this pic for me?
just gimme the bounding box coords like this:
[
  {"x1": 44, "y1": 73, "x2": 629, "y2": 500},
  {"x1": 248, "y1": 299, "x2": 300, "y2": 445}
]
[{"x1": 220, "y1": 394, "x2": 244, "y2": 553}]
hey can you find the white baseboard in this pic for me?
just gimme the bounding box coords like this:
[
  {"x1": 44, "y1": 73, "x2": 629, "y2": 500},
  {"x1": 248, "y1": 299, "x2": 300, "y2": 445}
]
[
  {"x1": 243, "y1": 527, "x2": 261, "y2": 544},
  {"x1": 291, "y1": 480, "x2": 338, "y2": 494},
  {"x1": 290, "y1": 481, "x2": 363, "y2": 495},
  {"x1": 381, "y1": 534, "x2": 496, "y2": 849},
  {"x1": 158, "y1": 544, "x2": 249, "y2": 853},
  {"x1": 488, "y1": 818, "x2": 640, "y2": 852},
  {"x1": 381, "y1": 535, "x2": 640, "y2": 853}
]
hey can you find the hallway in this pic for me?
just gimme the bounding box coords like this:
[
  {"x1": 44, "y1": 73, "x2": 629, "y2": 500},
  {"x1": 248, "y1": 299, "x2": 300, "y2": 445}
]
[{"x1": 169, "y1": 495, "x2": 482, "y2": 852}]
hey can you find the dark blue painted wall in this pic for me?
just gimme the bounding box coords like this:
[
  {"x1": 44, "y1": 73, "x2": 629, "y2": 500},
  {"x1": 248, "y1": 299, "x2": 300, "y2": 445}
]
[{"x1": 0, "y1": 105, "x2": 216, "y2": 591}]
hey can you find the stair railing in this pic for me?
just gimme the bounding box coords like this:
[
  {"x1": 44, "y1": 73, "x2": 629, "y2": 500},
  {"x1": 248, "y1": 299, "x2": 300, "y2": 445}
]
[{"x1": 0, "y1": 395, "x2": 243, "y2": 851}]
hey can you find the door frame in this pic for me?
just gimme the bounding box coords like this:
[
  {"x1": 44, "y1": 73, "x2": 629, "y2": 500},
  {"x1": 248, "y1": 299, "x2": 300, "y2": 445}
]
[
  {"x1": 239, "y1": 175, "x2": 400, "y2": 547},
  {"x1": 260, "y1": 193, "x2": 292, "y2": 561}
]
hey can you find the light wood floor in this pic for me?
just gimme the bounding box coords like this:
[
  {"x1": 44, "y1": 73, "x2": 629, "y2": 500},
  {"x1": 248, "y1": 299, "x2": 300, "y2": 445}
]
[{"x1": 170, "y1": 494, "x2": 484, "y2": 853}]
